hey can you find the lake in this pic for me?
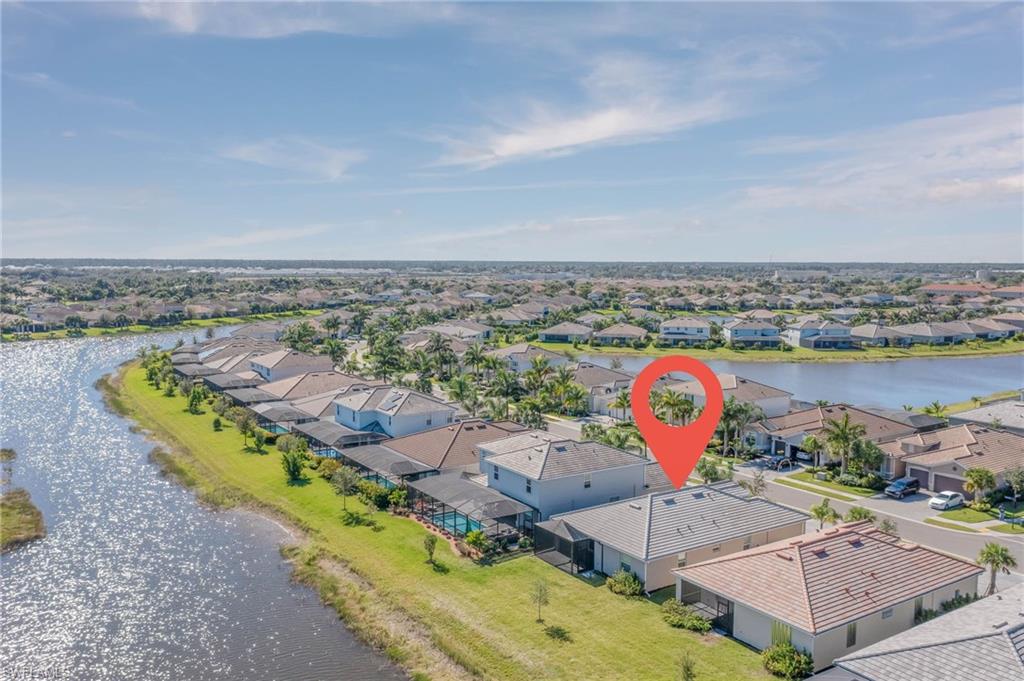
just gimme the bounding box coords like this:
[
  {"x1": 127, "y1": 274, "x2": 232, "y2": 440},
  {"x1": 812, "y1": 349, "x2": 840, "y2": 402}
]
[
  {"x1": 0, "y1": 333, "x2": 405, "y2": 681},
  {"x1": 579, "y1": 353, "x2": 1024, "y2": 408}
]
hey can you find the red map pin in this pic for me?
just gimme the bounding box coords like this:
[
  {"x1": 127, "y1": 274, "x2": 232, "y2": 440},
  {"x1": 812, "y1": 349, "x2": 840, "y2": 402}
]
[{"x1": 630, "y1": 355, "x2": 724, "y2": 489}]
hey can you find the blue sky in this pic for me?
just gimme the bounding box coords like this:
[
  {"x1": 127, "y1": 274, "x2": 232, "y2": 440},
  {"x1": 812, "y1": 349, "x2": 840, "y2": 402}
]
[{"x1": 2, "y1": 2, "x2": 1022, "y2": 262}]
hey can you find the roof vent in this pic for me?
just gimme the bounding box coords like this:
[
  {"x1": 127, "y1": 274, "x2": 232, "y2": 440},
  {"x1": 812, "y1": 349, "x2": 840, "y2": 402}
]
[
  {"x1": 993, "y1": 621, "x2": 1009, "y2": 629},
  {"x1": 628, "y1": 502, "x2": 642, "y2": 510},
  {"x1": 775, "y1": 553, "x2": 793, "y2": 561}
]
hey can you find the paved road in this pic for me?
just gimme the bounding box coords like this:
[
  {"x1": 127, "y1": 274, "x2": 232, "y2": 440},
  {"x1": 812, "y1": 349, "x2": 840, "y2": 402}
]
[{"x1": 735, "y1": 466, "x2": 1024, "y2": 570}]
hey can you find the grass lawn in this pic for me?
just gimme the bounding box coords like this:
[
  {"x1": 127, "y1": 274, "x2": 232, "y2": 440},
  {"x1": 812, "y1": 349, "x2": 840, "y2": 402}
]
[
  {"x1": 118, "y1": 364, "x2": 768, "y2": 681},
  {"x1": 938, "y1": 507, "x2": 993, "y2": 523},
  {"x1": 773, "y1": 478, "x2": 855, "y2": 502},
  {"x1": 1, "y1": 309, "x2": 324, "y2": 342},
  {"x1": 943, "y1": 390, "x2": 1021, "y2": 414},
  {"x1": 990, "y1": 523, "x2": 1024, "y2": 535},
  {"x1": 529, "y1": 337, "x2": 1024, "y2": 364},
  {"x1": 922, "y1": 518, "x2": 979, "y2": 533},
  {"x1": 787, "y1": 472, "x2": 877, "y2": 498},
  {"x1": 1, "y1": 488, "x2": 46, "y2": 551}
]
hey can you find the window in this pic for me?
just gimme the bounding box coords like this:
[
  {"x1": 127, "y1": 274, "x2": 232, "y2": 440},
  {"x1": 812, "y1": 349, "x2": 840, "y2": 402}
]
[
  {"x1": 846, "y1": 622, "x2": 857, "y2": 647},
  {"x1": 426, "y1": 417, "x2": 431, "y2": 426},
  {"x1": 882, "y1": 608, "x2": 893, "y2": 619},
  {"x1": 526, "y1": 479, "x2": 532, "y2": 493},
  {"x1": 493, "y1": 468, "x2": 499, "y2": 480},
  {"x1": 584, "y1": 473, "x2": 592, "y2": 489},
  {"x1": 742, "y1": 536, "x2": 752, "y2": 550},
  {"x1": 620, "y1": 562, "x2": 631, "y2": 573},
  {"x1": 676, "y1": 553, "x2": 687, "y2": 568},
  {"x1": 914, "y1": 597, "x2": 924, "y2": 619}
]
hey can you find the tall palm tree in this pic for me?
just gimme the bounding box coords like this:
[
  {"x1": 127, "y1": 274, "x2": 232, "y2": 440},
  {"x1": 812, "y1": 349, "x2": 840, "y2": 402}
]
[
  {"x1": 821, "y1": 414, "x2": 867, "y2": 475},
  {"x1": 800, "y1": 435, "x2": 824, "y2": 467},
  {"x1": 600, "y1": 427, "x2": 633, "y2": 450},
  {"x1": 658, "y1": 390, "x2": 695, "y2": 425},
  {"x1": 488, "y1": 369, "x2": 522, "y2": 399},
  {"x1": 463, "y1": 343, "x2": 486, "y2": 378},
  {"x1": 562, "y1": 383, "x2": 589, "y2": 417},
  {"x1": 446, "y1": 374, "x2": 473, "y2": 404},
  {"x1": 810, "y1": 497, "x2": 840, "y2": 530},
  {"x1": 483, "y1": 397, "x2": 511, "y2": 420},
  {"x1": 922, "y1": 400, "x2": 949, "y2": 424},
  {"x1": 978, "y1": 542, "x2": 1017, "y2": 596},
  {"x1": 610, "y1": 389, "x2": 632, "y2": 422}
]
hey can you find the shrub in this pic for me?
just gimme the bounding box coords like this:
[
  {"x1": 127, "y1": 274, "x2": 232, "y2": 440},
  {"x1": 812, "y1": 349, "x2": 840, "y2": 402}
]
[
  {"x1": 517, "y1": 535, "x2": 534, "y2": 550},
  {"x1": 318, "y1": 458, "x2": 340, "y2": 480},
  {"x1": 356, "y1": 480, "x2": 391, "y2": 509},
  {"x1": 465, "y1": 529, "x2": 492, "y2": 553},
  {"x1": 387, "y1": 487, "x2": 408, "y2": 510},
  {"x1": 212, "y1": 417, "x2": 222, "y2": 431},
  {"x1": 606, "y1": 569, "x2": 644, "y2": 597},
  {"x1": 661, "y1": 601, "x2": 712, "y2": 633},
  {"x1": 858, "y1": 473, "x2": 886, "y2": 491},
  {"x1": 835, "y1": 473, "x2": 861, "y2": 487},
  {"x1": 761, "y1": 643, "x2": 813, "y2": 680},
  {"x1": 970, "y1": 501, "x2": 992, "y2": 513}
]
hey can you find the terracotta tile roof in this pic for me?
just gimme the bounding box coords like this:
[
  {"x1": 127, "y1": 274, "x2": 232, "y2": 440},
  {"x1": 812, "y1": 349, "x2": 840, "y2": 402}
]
[
  {"x1": 594, "y1": 323, "x2": 648, "y2": 338},
  {"x1": 259, "y1": 371, "x2": 377, "y2": 401},
  {"x1": 676, "y1": 521, "x2": 982, "y2": 634},
  {"x1": 760, "y1": 404, "x2": 917, "y2": 443},
  {"x1": 668, "y1": 373, "x2": 791, "y2": 402},
  {"x1": 383, "y1": 419, "x2": 527, "y2": 470},
  {"x1": 879, "y1": 424, "x2": 1024, "y2": 475}
]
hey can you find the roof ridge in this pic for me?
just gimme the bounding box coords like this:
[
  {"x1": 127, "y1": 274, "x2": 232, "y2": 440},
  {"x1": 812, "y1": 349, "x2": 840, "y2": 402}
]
[
  {"x1": 839, "y1": 628, "x2": 1016, "y2": 662},
  {"x1": 793, "y1": 535, "x2": 816, "y2": 633},
  {"x1": 642, "y1": 495, "x2": 654, "y2": 560}
]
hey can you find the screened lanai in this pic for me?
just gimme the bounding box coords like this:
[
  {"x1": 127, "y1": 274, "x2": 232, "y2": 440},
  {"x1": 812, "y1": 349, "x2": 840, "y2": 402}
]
[{"x1": 406, "y1": 473, "x2": 533, "y2": 539}]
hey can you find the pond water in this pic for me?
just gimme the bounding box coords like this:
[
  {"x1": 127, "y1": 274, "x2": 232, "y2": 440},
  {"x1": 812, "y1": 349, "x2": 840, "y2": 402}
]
[
  {"x1": 0, "y1": 333, "x2": 405, "y2": 681},
  {"x1": 578, "y1": 352, "x2": 1024, "y2": 408}
]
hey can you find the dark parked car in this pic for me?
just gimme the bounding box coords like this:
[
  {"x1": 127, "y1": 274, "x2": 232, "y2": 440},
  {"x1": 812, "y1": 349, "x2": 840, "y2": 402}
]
[
  {"x1": 765, "y1": 455, "x2": 795, "y2": 471},
  {"x1": 885, "y1": 477, "x2": 920, "y2": 499}
]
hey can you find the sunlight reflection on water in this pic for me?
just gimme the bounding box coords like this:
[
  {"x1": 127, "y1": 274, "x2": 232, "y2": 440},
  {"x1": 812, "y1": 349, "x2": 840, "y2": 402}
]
[{"x1": 0, "y1": 332, "x2": 404, "y2": 681}]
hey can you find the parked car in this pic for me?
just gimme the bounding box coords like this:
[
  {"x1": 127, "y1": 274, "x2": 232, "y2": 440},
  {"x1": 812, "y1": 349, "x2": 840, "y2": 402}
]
[
  {"x1": 885, "y1": 477, "x2": 921, "y2": 499},
  {"x1": 764, "y1": 455, "x2": 795, "y2": 471},
  {"x1": 928, "y1": 491, "x2": 965, "y2": 510}
]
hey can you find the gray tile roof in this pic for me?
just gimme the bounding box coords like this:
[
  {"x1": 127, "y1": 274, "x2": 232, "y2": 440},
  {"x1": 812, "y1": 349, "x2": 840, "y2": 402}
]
[
  {"x1": 834, "y1": 584, "x2": 1024, "y2": 681},
  {"x1": 547, "y1": 481, "x2": 808, "y2": 560},
  {"x1": 484, "y1": 435, "x2": 646, "y2": 480}
]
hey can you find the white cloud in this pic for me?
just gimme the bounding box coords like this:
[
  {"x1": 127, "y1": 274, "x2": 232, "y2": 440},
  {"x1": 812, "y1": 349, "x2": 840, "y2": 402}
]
[
  {"x1": 743, "y1": 105, "x2": 1024, "y2": 210},
  {"x1": 220, "y1": 137, "x2": 365, "y2": 181}
]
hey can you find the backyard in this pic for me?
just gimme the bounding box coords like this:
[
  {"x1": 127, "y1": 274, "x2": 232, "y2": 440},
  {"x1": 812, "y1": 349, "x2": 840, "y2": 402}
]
[{"x1": 117, "y1": 364, "x2": 769, "y2": 681}]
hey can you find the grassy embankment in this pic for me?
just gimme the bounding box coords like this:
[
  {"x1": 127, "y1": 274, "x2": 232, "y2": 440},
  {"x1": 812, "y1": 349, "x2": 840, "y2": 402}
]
[
  {"x1": 114, "y1": 363, "x2": 768, "y2": 681},
  {"x1": 1, "y1": 309, "x2": 324, "y2": 342},
  {"x1": 942, "y1": 390, "x2": 1021, "y2": 414},
  {"x1": 1, "y1": 448, "x2": 46, "y2": 552},
  {"x1": 530, "y1": 337, "x2": 1024, "y2": 363}
]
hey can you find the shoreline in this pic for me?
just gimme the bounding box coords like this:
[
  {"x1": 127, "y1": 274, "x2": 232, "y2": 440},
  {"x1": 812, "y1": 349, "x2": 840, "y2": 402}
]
[
  {"x1": 1, "y1": 488, "x2": 46, "y2": 553},
  {"x1": 108, "y1": 361, "x2": 771, "y2": 681}
]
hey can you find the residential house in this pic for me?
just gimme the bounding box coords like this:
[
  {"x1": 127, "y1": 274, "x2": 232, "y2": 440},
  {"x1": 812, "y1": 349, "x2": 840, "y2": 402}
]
[
  {"x1": 406, "y1": 471, "x2": 534, "y2": 539},
  {"x1": 658, "y1": 317, "x2": 712, "y2": 346},
  {"x1": 575, "y1": 312, "x2": 605, "y2": 327},
  {"x1": 992, "y1": 312, "x2": 1024, "y2": 330},
  {"x1": 478, "y1": 431, "x2": 648, "y2": 520},
  {"x1": 485, "y1": 343, "x2": 568, "y2": 373},
  {"x1": 249, "y1": 350, "x2": 334, "y2": 382},
  {"x1": 259, "y1": 371, "x2": 380, "y2": 402},
  {"x1": 667, "y1": 374, "x2": 792, "y2": 418},
  {"x1": 661, "y1": 297, "x2": 694, "y2": 311},
  {"x1": 819, "y1": 584, "x2": 1024, "y2": 681},
  {"x1": 382, "y1": 419, "x2": 527, "y2": 474},
  {"x1": 419, "y1": 320, "x2": 493, "y2": 341},
  {"x1": 722, "y1": 320, "x2": 781, "y2": 348},
  {"x1": 572, "y1": 362, "x2": 634, "y2": 416},
  {"x1": 592, "y1": 323, "x2": 648, "y2": 346},
  {"x1": 535, "y1": 481, "x2": 808, "y2": 590},
  {"x1": 877, "y1": 424, "x2": 1024, "y2": 497},
  {"x1": 992, "y1": 285, "x2": 1024, "y2": 300},
  {"x1": 750, "y1": 404, "x2": 918, "y2": 459},
  {"x1": 889, "y1": 322, "x2": 976, "y2": 345},
  {"x1": 675, "y1": 521, "x2": 983, "y2": 672},
  {"x1": 538, "y1": 322, "x2": 593, "y2": 343},
  {"x1": 917, "y1": 283, "x2": 993, "y2": 297},
  {"x1": 334, "y1": 386, "x2": 457, "y2": 437},
  {"x1": 850, "y1": 324, "x2": 910, "y2": 347},
  {"x1": 783, "y1": 320, "x2": 858, "y2": 350},
  {"x1": 291, "y1": 419, "x2": 387, "y2": 455}
]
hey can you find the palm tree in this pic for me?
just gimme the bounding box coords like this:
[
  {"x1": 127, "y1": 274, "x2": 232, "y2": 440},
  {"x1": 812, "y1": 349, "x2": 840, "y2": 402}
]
[
  {"x1": 800, "y1": 435, "x2": 824, "y2": 467},
  {"x1": 922, "y1": 401, "x2": 949, "y2": 424},
  {"x1": 320, "y1": 314, "x2": 342, "y2": 338},
  {"x1": 446, "y1": 374, "x2": 473, "y2": 404},
  {"x1": 729, "y1": 402, "x2": 765, "y2": 456},
  {"x1": 659, "y1": 390, "x2": 695, "y2": 425},
  {"x1": 963, "y1": 468, "x2": 996, "y2": 506},
  {"x1": 562, "y1": 383, "x2": 589, "y2": 417},
  {"x1": 821, "y1": 414, "x2": 867, "y2": 475},
  {"x1": 463, "y1": 343, "x2": 486, "y2": 377},
  {"x1": 320, "y1": 338, "x2": 347, "y2": 366},
  {"x1": 488, "y1": 369, "x2": 522, "y2": 399},
  {"x1": 600, "y1": 427, "x2": 633, "y2": 450},
  {"x1": 513, "y1": 399, "x2": 547, "y2": 430},
  {"x1": 978, "y1": 542, "x2": 1017, "y2": 595},
  {"x1": 610, "y1": 389, "x2": 632, "y2": 422},
  {"x1": 738, "y1": 471, "x2": 767, "y2": 498},
  {"x1": 484, "y1": 397, "x2": 511, "y2": 421},
  {"x1": 810, "y1": 497, "x2": 840, "y2": 530}
]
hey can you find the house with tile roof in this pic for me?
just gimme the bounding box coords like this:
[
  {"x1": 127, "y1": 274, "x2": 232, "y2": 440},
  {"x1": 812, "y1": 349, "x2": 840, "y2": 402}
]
[
  {"x1": 249, "y1": 349, "x2": 334, "y2": 382},
  {"x1": 723, "y1": 319, "x2": 782, "y2": 347},
  {"x1": 750, "y1": 404, "x2": 919, "y2": 460},
  {"x1": 381, "y1": 419, "x2": 527, "y2": 473},
  {"x1": 816, "y1": 583, "x2": 1024, "y2": 681},
  {"x1": 878, "y1": 424, "x2": 1024, "y2": 497},
  {"x1": 667, "y1": 373, "x2": 792, "y2": 418},
  {"x1": 592, "y1": 322, "x2": 649, "y2": 345},
  {"x1": 258, "y1": 371, "x2": 380, "y2": 401},
  {"x1": 485, "y1": 343, "x2": 568, "y2": 373},
  {"x1": 675, "y1": 521, "x2": 983, "y2": 671},
  {"x1": 538, "y1": 321, "x2": 593, "y2": 343},
  {"x1": 477, "y1": 431, "x2": 648, "y2": 520},
  {"x1": 534, "y1": 481, "x2": 808, "y2": 590},
  {"x1": 658, "y1": 317, "x2": 712, "y2": 346},
  {"x1": 571, "y1": 362, "x2": 634, "y2": 416},
  {"x1": 333, "y1": 386, "x2": 457, "y2": 437},
  {"x1": 783, "y1": 320, "x2": 858, "y2": 349}
]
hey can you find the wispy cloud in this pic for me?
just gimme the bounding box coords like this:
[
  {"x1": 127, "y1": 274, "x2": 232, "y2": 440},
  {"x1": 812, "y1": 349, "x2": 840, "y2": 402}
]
[
  {"x1": 219, "y1": 137, "x2": 365, "y2": 181},
  {"x1": 743, "y1": 104, "x2": 1024, "y2": 210},
  {"x1": 884, "y1": 3, "x2": 1021, "y2": 49},
  {"x1": 6, "y1": 71, "x2": 139, "y2": 109}
]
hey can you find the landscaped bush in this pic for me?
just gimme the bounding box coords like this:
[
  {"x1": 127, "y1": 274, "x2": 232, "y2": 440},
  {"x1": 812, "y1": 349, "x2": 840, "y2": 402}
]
[
  {"x1": 318, "y1": 458, "x2": 340, "y2": 480},
  {"x1": 465, "y1": 529, "x2": 493, "y2": 554},
  {"x1": 660, "y1": 600, "x2": 712, "y2": 632},
  {"x1": 387, "y1": 487, "x2": 408, "y2": 510},
  {"x1": 606, "y1": 569, "x2": 644, "y2": 597},
  {"x1": 835, "y1": 473, "x2": 862, "y2": 487},
  {"x1": 761, "y1": 643, "x2": 814, "y2": 680},
  {"x1": 516, "y1": 535, "x2": 533, "y2": 550},
  {"x1": 857, "y1": 473, "x2": 887, "y2": 490},
  {"x1": 356, "y1": 480, "x2": 391, "y2": 509}
]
